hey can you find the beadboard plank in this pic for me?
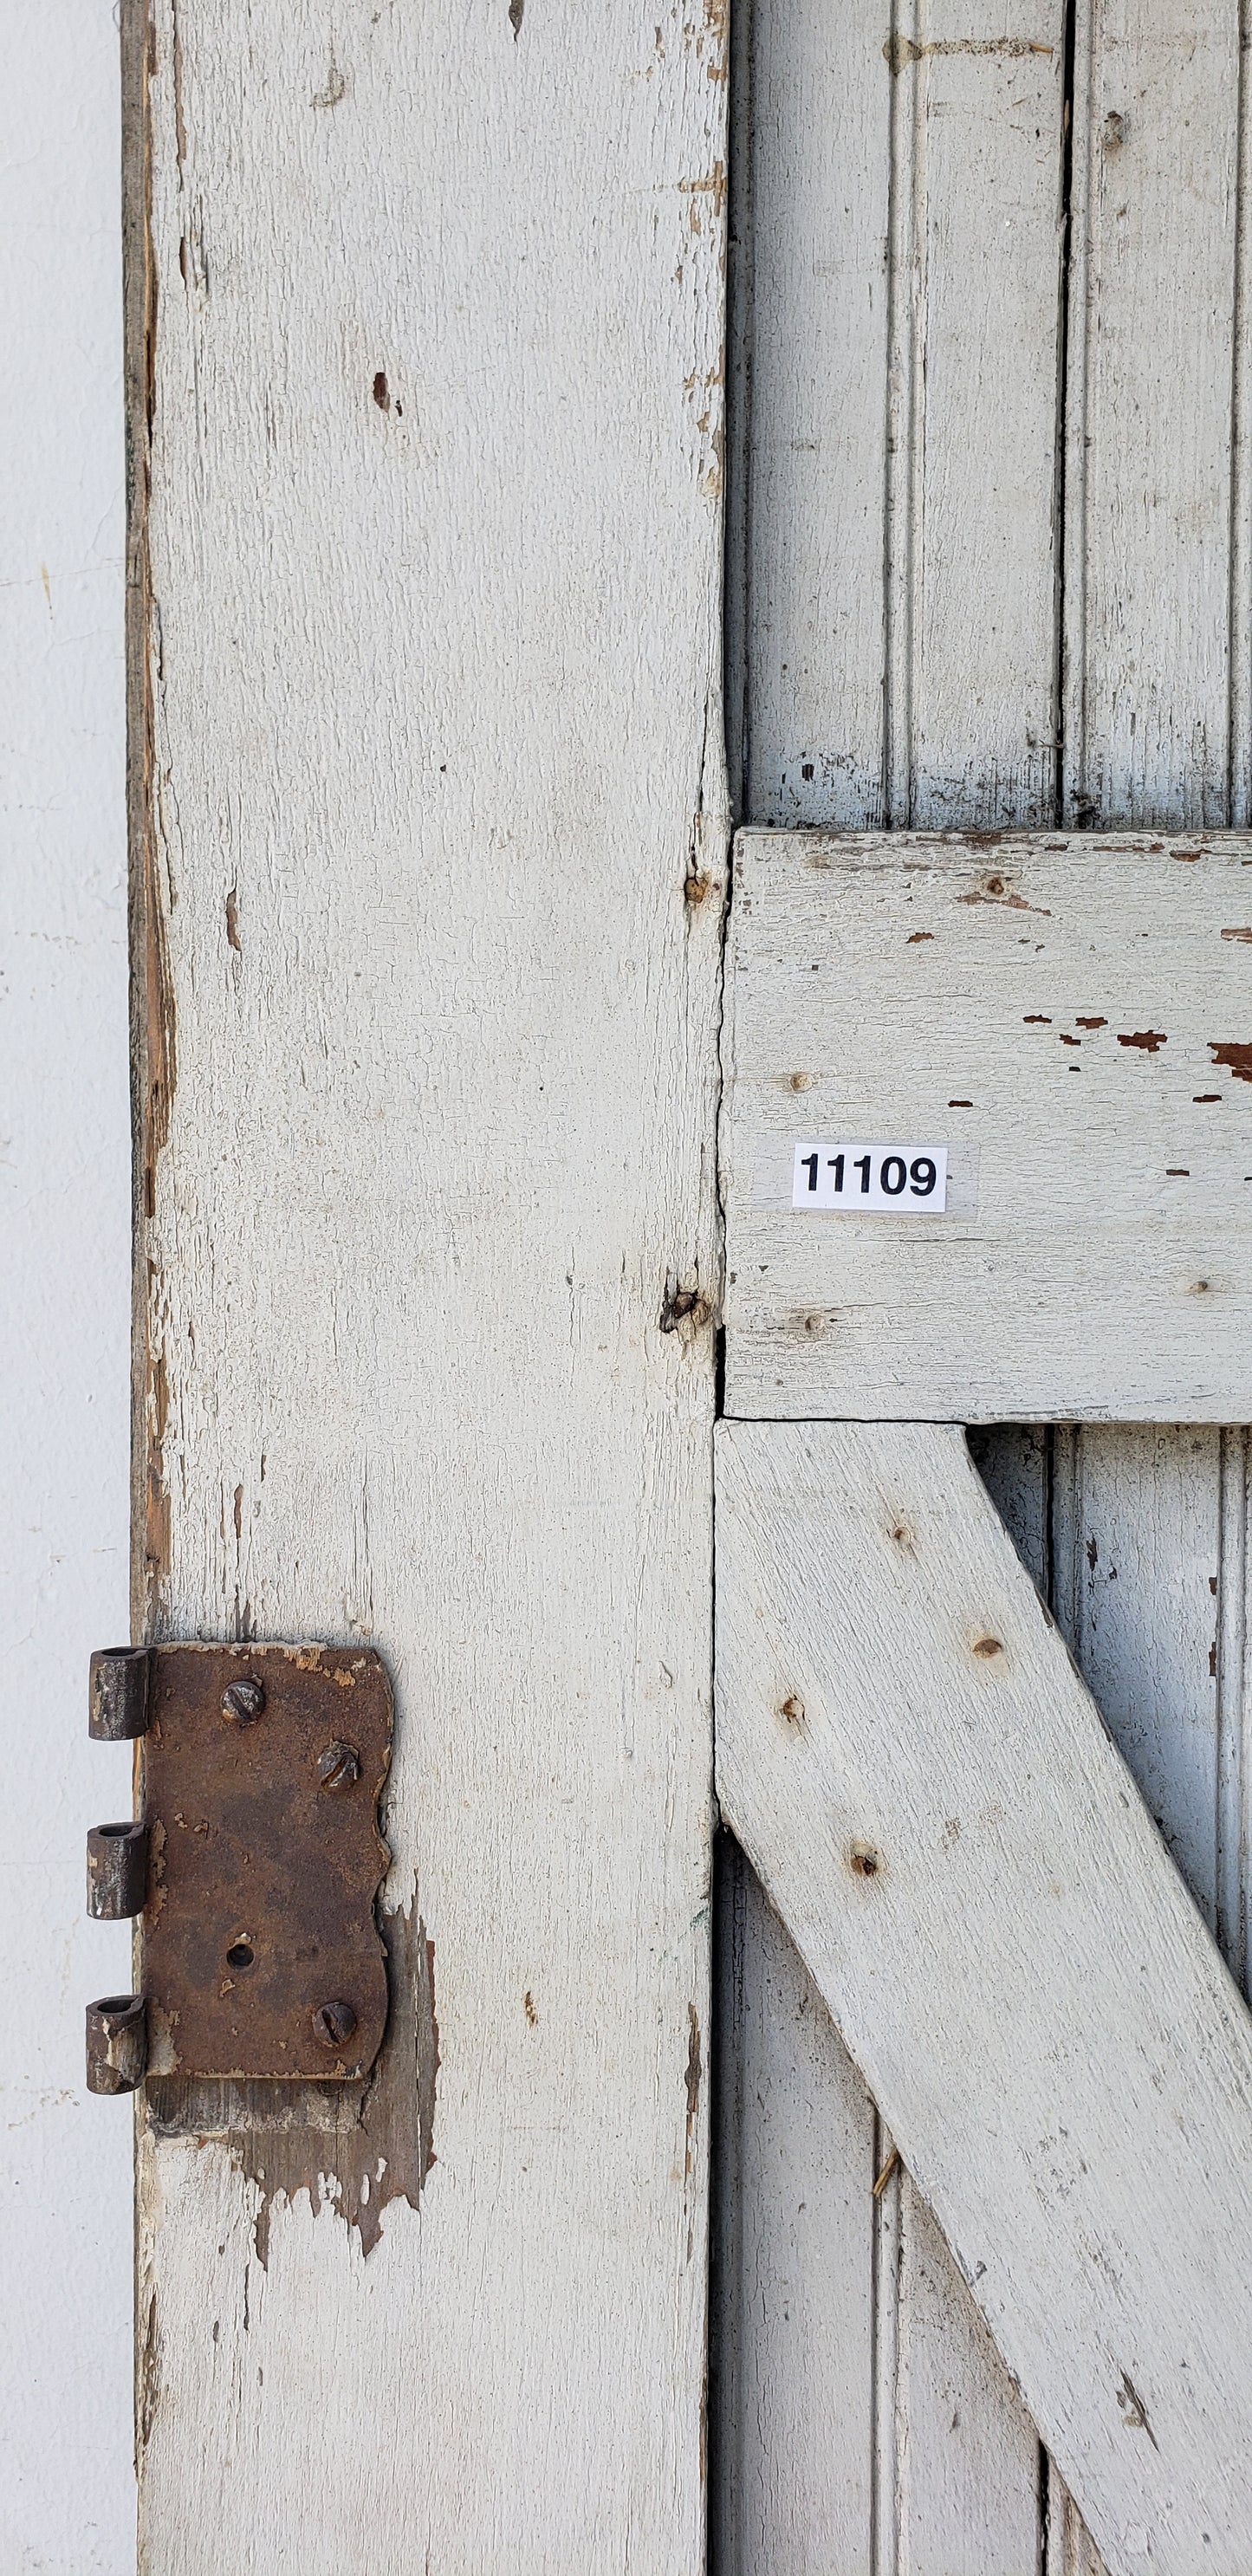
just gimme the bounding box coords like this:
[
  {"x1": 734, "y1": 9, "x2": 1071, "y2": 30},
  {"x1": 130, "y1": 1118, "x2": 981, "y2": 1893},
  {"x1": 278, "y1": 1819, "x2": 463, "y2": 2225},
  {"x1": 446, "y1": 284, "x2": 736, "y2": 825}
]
[
  {"x1": 723, "y1": 827, "x2": 1252, "y2": 1424},
  {"x1": 710, "y1": 1853, "x2": 875, "y2": 2576},
  {"x1": 892, "y1": 2180, "x2": 1041, "y2": 2576},
  {"x1": 1050, "y1": 1428, "x2": 1224, "y2": 1926},
  {"x1": 735, "y1": 1, "x2": 1065, "y2": 833},
  {"x1": 131, "y1": 2, "x2": 726, "y2": 2567},
  {"x1": 1064, "y1": 0, "x2": 1244, "y2": 828},
  {"x1": 717, "y1": 1416, "x2": 1252, "y2": 2576},
  {"x1": 887, "y1": 7, "x2": 1064, "y2": 830},
  {"x1": 729, "y1": 0, "x2": 889, "y2": 827}
]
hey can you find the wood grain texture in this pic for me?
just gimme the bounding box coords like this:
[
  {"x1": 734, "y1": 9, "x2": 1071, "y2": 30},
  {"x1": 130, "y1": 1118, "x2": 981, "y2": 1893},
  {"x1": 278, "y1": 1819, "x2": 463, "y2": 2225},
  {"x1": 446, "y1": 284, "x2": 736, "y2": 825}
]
[
  {"x1": 717, "y1": 1416, "x2": 1252, "y2": 2576},
  {"x1": 890, "y1": 2178, "x2": 1041, "y2": 2576},
  {"x1": 731, "y1": 0, "x2": 1065, "y2": 831},
  {"x1": 710, "y1": 1851, "x2": 874, "y2": 2576},
  {"x1": 723, "y1": 827, "x2": 1252, "y2": 1423},
  {"x1": 131, "y1": 0, "x2": 726, "y2": 2566},
  {"x1": 1064, "y1": 0, "x2": 1245, "y2": 828}
]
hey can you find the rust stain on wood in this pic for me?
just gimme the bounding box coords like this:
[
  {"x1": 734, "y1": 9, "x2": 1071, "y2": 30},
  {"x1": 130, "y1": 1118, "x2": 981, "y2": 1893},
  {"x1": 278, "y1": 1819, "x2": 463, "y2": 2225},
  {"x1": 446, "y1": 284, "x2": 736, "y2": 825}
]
[{"x1": 147, "y1": 1898, "x2": 439, "y2": 2261}]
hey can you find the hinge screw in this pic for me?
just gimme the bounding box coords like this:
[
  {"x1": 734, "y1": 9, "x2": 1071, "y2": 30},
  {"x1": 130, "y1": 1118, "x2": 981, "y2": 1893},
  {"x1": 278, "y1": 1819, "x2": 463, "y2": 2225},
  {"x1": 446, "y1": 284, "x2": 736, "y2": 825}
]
[
  {"x1": 222, "y1": 1677, "x2": 266, "y2": 1724},
  {"x1": 317, "y1": 1738, "x2": 361, "y2": 1792},
  {"x1": 311, "y1": 1999, "x2": 357, "y2": 2050}
]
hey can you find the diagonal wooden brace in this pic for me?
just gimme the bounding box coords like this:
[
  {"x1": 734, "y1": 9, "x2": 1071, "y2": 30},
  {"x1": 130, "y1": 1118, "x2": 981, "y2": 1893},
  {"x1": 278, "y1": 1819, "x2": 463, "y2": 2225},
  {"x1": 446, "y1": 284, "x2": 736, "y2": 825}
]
[{"x1": 716, "y1": 1418, "x2": 1252, "y2": 2576}]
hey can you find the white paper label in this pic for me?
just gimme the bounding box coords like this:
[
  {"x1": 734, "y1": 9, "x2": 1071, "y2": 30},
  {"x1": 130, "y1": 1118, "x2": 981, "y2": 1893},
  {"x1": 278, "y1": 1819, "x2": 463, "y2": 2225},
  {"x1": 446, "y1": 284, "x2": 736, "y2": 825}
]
[{"x1": 792, "y1": 1140, "x2": 949, "y2": 1212}]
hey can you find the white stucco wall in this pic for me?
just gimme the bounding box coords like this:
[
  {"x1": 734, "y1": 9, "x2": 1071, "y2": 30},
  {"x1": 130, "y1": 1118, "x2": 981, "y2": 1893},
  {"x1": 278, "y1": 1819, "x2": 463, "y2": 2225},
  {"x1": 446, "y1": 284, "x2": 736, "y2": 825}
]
[{"x1": 0, "y1": 6, "x2": 134, "y2": 2567}]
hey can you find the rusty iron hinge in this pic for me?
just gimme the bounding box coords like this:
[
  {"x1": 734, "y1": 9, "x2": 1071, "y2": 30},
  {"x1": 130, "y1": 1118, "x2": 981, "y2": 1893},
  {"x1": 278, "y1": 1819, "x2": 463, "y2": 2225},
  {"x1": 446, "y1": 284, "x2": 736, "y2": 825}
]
[{"x1": 86, "y1": 1643, "x2": 393, "y2": 2092}]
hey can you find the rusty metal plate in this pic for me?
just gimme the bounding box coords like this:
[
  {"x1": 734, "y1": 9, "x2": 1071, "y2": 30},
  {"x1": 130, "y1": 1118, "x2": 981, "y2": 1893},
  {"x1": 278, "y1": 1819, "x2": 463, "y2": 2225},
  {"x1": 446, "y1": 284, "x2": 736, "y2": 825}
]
[{"x1": 140, "y1": 1644, "x2": 392, "y2": 2081}]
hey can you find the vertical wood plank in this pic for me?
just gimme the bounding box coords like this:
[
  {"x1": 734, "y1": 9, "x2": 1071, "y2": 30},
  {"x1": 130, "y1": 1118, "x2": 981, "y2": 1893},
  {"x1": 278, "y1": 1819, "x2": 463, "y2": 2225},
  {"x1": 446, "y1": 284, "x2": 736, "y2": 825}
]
[
  {"x1": 1063, "y1": 0, "x2": 1243, "y2": 826},
  {"x1": 894, "y1": 2183, "x2": 1041, "y2": 2575},
  {"x1": 1051, "y1": 1428, "x2": 1224, "y2": 1924},
  {"x1": 737, "y1": 0, "x2": 1065, "y2": 830},
  {"x1": 887, "y1": 6, "x2": 1065, "y2": 827},
  {"x1": 732, "y1": 0, "x2": 891, "y2": 826},
  {"x1": 711, "y1": 1854, "x2": 875, "y2": 2576},
  {"x1": 133, "y1": 3, "x2": 726, "y2": 2566},
  {"x1": 1050, "y1": 14, "x2": 1251, "y2": 2555},
  {"x1": 1217, "y1": 1429, "x2": 1252, "y2": 1994}
]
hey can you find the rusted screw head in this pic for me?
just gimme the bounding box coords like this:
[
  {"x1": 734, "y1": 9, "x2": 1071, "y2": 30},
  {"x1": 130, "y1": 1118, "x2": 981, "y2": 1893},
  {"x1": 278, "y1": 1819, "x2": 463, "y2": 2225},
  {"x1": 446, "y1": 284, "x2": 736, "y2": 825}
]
[
  {"x1": 317, "y1": 1738, "x2": 361, "y2": 1793},
  {"x1": 222, "y1": 1676, "x2": 265, "y2": 1724},
  {"x1": 311, "y1": 1999, "x2": 357, "y2": 2050}
]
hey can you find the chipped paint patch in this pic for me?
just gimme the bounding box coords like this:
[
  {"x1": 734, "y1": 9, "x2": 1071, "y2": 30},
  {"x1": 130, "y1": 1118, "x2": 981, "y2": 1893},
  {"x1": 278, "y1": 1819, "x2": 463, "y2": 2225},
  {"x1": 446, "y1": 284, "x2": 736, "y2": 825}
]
[
  {"x1": 1209, "y1": 1041, "x2": 1252, "y2": 1083},
  {"x1": 885, "y1": 32, "x2": 1054, "y2": 72}
]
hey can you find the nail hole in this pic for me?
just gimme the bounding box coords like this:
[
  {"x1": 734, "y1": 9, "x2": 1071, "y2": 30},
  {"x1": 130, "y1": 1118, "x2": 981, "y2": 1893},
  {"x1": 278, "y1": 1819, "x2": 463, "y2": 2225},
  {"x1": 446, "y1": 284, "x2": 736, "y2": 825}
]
[
  {"x1": 972, "y1": 1635, "x2": 1003, "y2": 1658},
  {"x1": 849, "y1": 1841, "x2": 881, "y2": 1878},
  {"x1": 226, "y1": 1942, "x2": 255, "y2": 1970}
]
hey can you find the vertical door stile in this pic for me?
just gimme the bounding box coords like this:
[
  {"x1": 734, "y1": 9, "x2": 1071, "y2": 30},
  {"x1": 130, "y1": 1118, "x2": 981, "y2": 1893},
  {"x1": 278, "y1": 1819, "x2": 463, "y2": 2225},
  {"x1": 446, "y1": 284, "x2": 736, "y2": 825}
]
[{"x1": 131, "y1": 4, "x2": 728, "y2": 2568}]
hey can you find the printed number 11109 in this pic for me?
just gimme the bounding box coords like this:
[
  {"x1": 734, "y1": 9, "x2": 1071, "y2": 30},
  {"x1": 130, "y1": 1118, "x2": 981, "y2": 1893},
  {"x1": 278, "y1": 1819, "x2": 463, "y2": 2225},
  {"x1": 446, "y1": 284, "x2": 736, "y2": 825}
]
[{"x1": 793, "y1": 1141, "x2": 949, "y2": 1212}]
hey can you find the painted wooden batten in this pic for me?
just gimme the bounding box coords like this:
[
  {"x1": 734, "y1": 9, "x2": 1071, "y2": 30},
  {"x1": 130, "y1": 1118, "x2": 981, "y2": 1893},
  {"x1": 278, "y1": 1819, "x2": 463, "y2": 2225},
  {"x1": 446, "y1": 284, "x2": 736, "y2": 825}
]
[{"x1": 723, "y1": 827, "x2": 1252, "y2": 1424}]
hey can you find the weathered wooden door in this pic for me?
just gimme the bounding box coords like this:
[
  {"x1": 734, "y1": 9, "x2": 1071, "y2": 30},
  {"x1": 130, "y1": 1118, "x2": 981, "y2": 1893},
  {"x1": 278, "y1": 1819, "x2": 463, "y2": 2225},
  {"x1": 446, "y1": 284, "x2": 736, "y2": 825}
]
[
  {"x1": 710, "y1": 8, "x2": 1252, "y2": 2575},
  {"x1": 114, "y1": 2, "x2": 1252, "y2": 2571}
]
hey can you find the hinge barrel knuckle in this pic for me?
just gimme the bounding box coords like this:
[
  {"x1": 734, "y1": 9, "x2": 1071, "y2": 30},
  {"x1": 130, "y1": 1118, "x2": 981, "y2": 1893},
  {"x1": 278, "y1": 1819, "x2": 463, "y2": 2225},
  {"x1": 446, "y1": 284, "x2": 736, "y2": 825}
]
[
  {"x1": 88, "y1": 1646, "x2": 152, "y2": 1741},
  {"x1": 85, "y1": 1995, "x2": 147, "y2": 2095},
  {"x1": 87, "y1": 1820, "x2": 149, "y2": 1919}
]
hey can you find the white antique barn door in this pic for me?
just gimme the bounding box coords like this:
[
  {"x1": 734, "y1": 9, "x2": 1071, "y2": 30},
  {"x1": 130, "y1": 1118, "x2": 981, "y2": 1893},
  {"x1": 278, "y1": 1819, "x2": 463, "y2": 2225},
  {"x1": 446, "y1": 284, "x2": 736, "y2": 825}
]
[
  {"x1": 122, "y1": 1, "x2": 1252, "y2": 2570},
  {"x1": 711, "y1": 7, "x2": 1252, "y2": 2574}
]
